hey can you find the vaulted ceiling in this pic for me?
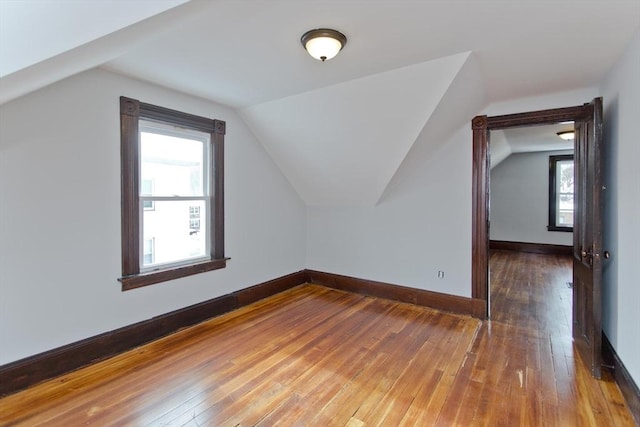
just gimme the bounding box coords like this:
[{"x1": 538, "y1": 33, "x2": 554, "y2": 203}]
[{"x1": 2, "y1": 0, "x2": 638, "y2": 205}]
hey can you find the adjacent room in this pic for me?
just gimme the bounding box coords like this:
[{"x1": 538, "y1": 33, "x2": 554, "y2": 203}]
[{"x1": 1, "y1": 1, "x2": 638, "y2": 425}]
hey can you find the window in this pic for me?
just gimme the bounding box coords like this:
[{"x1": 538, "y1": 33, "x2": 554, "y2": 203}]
[
  {"x1": 141, "y1": 179, "x2": 155, "y2": 211},
  {"x1": 119, "y1": 97, "x2": 226, "y2": 290},
  {"x1": 189, "y1": 205, "x2": 201, "y2": 234},
  {"x1": 143, "y1": 238, "x2": 155, "y2": 265},
  {"x1": 548, "y1": 154, "x2": 574, "y2": 232}
]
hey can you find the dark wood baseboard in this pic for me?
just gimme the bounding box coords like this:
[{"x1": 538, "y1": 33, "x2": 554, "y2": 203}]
[
  {"x1": 0, "y1": 268, "x2": 499, "y2": 398},
  {"x1": 6, "y1": 267, "x2": 636, "y2": 422},
  {"x1": 306, "y1": 270, "x2": 485, "y2": 319},
  {"x1": 603, "y1": 333, "x2": 640, "y2": 424},
  {"x1": 0, "y1": 271, "x2": 307, "y2": 397},
  {"x1": 490, "y1": 240, "x2": 573, "y2": 256},
  {"x1": 235, "y1": 271, "x2": 307, "y2": 306}
]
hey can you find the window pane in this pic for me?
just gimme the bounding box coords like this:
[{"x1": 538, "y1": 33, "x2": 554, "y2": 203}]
[
  {"x1": 141, "y1": 178, "x2": 155, "y2": 210},
  {"x1": 558, "y1": 161, "x2": 574, "y2": 194},
  {"x1": 143, "y1": 238, "x2": 155, "y2": 265},
  {"x1": 140, "y1": 123, "x2": 207, "y2": 197},
  {"x1": 142, "y1": 199, "x2": 208, "y2": 269},
  {"x1": 556, "y1": 160, "x2": 574, "y2": 227}
]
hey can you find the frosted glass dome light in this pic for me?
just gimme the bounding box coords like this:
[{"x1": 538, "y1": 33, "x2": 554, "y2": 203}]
[
  {"x1": 557, "y1": 131, "x2": 575, "y2": 140},
  {"x1": 301, "y1": 29, "x2": 347, "y2": 62}
]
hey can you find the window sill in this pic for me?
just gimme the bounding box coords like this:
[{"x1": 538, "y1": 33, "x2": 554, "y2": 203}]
[
  {"x1": 547, "y1": 226, "x2": 573, "y2": 233},
  {"x1": 119, "y1": 258, "x2": 228, "y2": 291}
]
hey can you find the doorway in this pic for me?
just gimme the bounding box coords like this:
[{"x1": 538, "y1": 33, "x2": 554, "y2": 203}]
[
  {"x1": 488, "y1": 123, "x2": 575, "y2": 326},
  {"x1": 488, "y1": 123, "x2": 575, "y2": 248},
  {"x1": 471, "y1": 99, "x2": 604, "y2": 378}
]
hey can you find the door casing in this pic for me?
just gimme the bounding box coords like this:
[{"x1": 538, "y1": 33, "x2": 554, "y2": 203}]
[{"x1": 471, "y1": 104, "x2": 594, "y2": 316}]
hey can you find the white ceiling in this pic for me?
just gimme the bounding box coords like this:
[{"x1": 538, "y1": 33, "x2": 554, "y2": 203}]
[
  {"x1": 240, "y1": 52, "x2": 470, "y2": 205},
  {"x1": 0, "y1": 0, "x2": 188, "y2": 78},
  {"x1": 1, "y1": 0, "x2": 638, "y2": 206},
  {"x1": 503, "y1": 123, "x2": 574, "y2": 154},
  {"x1": 490, "y1": 123, "x2": 574, "y2": 169}
]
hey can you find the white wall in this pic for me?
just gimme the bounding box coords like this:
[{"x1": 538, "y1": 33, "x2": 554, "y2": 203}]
[
  {"x1": 484, "y1": 87, "x2": 599, "y2": 117},
  {"x1": 307, "y1": 125, "x2": 473, "y2": 297},
  {"x1": 0, "y1": 69, "x2": 306, "y2": 365},
  {"x1": 306, "y1": 75, "x2": 599, "y2": 300},
  {"x1": 490, "y1": 150, "x2": 573, "y2": 245},
  {"x1": 600, "y1": 29, "x2": 640, "y2": 387},
  {"x1": 306, "y1": 53, "x2": 487, "y2": 298}
]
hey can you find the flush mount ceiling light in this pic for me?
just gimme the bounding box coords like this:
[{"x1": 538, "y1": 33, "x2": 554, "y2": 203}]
[
  {"x1": 301, "y1": 28, "x2": 347, "y2": 62},
  {"x1": 556, "y1": 131, "x2": 575, "y2": 140}
]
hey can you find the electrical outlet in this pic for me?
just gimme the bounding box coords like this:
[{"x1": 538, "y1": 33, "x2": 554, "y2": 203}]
[{"x1": 437, "y1": 271, "x2": 445, "y2": 279}]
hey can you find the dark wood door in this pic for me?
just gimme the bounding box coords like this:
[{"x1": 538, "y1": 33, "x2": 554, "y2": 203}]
[{"x1": 572, "y1": 97, "x2": 604, "y2": 379}]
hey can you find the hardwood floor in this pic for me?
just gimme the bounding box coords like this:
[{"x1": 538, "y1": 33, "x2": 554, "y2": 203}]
[
  {"x1": 485, "y1": 250, "x2": 633, "y2": 426},
  {"x1": 0, "y1": 251, "x2": 634, "y2": 426}
]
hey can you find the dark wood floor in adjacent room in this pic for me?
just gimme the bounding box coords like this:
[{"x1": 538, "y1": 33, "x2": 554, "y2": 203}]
[{"x1": 0, "y1": 251, "x2": 634, "y2": 426}]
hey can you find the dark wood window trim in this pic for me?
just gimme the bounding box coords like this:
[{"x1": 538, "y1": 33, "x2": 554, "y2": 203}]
[
  {"x1": 548, "y1": 154, "x2": 574, "y2": 232},
  {"x1": 119, "y1": 97, "x2": 227, "y2": 291}
]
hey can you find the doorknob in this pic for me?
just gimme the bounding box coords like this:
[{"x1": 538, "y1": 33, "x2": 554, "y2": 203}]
[{"x1": 581, "y1": 248, "x2": 594, "y2": 260}]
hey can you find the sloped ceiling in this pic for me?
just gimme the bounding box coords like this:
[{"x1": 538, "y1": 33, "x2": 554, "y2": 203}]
[
  {"x1": 0, "y1": 0, "x2": 188, "y2": 78},
  {"x1": 240, "y1": 52, "x2": 469, "y2": 206},
  {"x1": 490, "y1": 130, "x2": 512, "y2": 170},
  {"x1": 1, "y1": 1, "x2": 639, "y2": 207},
  {"x1": 491, "y1": 123, "x2": 575, "y2": 169},
  {"x1": 503, "y1": 123, "x2": 574, "y2": 154}
]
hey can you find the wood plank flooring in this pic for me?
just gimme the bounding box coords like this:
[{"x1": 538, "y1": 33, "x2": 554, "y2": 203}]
[
  {"x1": 485, "y1": 250, "x2": 633, "y2": 426},
  {"x1": 0, "y1": 251, "x2": 635, "y2": 426}
]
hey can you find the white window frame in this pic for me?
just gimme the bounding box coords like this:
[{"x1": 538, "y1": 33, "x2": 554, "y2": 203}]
[{"x1": 138, "y1": 121, "x2": 212, "y2": 272}]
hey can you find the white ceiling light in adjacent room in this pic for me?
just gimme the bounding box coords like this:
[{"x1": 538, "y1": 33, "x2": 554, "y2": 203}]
[
  {"x1": 301, "y1": 28, "x2": 347, "y2": 62},
  {"x1": 557, "y1": 130, "x2": 575, "y2": 140}
]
